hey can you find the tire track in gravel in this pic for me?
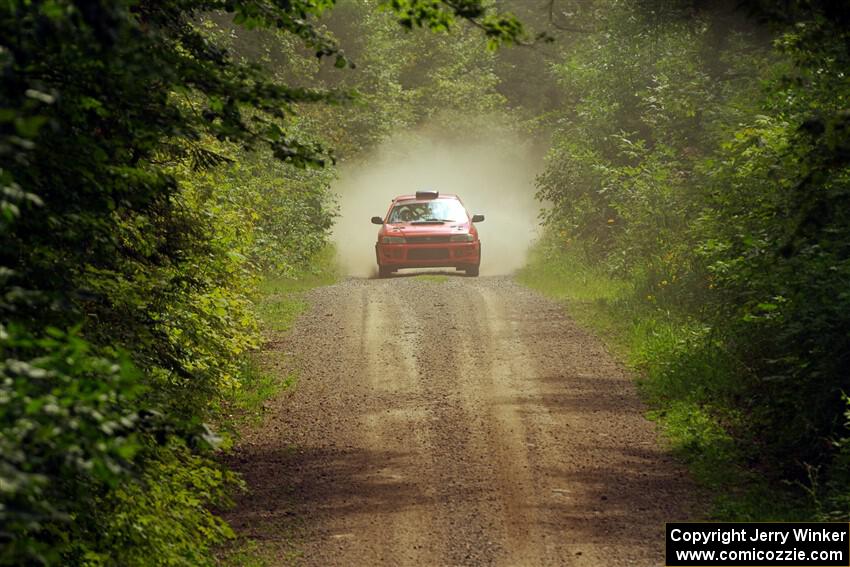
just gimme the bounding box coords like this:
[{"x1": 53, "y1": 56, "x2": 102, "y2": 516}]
[{"x1": 224, "y1": 275, "x2": 702, "y2": 566}]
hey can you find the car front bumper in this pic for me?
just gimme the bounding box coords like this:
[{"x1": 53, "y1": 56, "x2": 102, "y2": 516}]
[{"x1": 376, "y1": 241, "x2": 481, "y2": 269}]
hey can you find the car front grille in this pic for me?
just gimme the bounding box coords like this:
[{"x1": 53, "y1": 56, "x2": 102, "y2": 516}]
[
  {"x1": 405, "y1": 235, "x2": 451, "y2": 243},
  {"x1": 408, "y1": 248, "x2": 450, "y2": 260}
]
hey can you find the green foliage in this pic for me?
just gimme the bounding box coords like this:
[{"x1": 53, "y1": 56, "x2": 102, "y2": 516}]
[
  {"x1": 308, "y1": 0, "x2": 516, "y2": 157},
  {"x1": 218, "y1": 249, "x2": 337, "y2": 434},
  {"x1": 0, "y1": 0, "x2": 522, "y2": 564},
  {"x1": 380, "y1": 0, "x2": 525, "y2": 49},
  {"x1": 222, "y1": 357, "x2": 295, "y2": 429},
  {"x1": 215, "y1": 540, "x2": 273, "y2": 567},
  {"x1": 0, "y1": 325, "x2": 145, "y2": 564},
  {"x1": 177, "y1": 142, "x2": 338, "y2": 277},
  {"x1": 255, "y1": 246, "x2": 339, "y2": 331},
  {"x1": 520, "y1": 237, "x2": 813, "y2": 521},
  {"x1": 0, "y1": 324, "x2": 235, "y2": 565},
  {"x1": 536, "y1": 0, "x2": 850, "y2": 518},
  {"x1": 72, "y1": 441, "x2": 240, "y2": 567}
]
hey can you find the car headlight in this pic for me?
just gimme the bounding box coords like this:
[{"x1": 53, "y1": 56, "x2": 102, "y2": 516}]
[
  {"x1": 450, "y1": 234, "x2": 474, "y2": 242},
  {"x1": 382, "y1": 236, "x2": 406, "y2": 244}
]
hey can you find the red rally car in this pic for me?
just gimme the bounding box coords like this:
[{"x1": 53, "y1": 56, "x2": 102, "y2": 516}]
[{"x1": 371, "y1": 191, "x2": 484, "y2": 278}]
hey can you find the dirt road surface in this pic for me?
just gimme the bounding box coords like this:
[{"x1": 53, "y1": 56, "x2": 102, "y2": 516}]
[{"x1": 226, "y1": 275, "x2": 700, "y2": 566}]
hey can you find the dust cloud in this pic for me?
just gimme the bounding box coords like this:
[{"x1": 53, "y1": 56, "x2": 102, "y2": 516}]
[{"x1": 332, "y1": 127, "x2": 543, "y2": 277}]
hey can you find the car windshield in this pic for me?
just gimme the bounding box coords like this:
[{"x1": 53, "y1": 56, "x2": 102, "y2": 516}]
[{"x1": 387, "y1": 199, "x2": 468, "y2": 224}]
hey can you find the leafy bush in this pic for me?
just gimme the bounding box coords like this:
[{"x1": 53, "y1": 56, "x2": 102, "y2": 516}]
[
  {"x1": 0, "y1": 325, "x2": 145, "y2": 564},
  {"x1": 535, "y1": 0, "x2": 850, "y2": 516},
  {"x1": 0, "y1": 1, "x2": 343, "y2": 563},
  {"x1": 0, "y1": 1, "x2": 527, "y2": 564},
  {"x1": 76, "y1": 441, "x2": 240, "y2": 567}
]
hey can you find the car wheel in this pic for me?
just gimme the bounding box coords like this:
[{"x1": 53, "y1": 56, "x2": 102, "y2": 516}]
[
  {"x1": 378, "y1": 265, "x2": 392, "y2": 278},
  {"x1": 465, "y1": 264, "x2": 480, "y2": 277}
]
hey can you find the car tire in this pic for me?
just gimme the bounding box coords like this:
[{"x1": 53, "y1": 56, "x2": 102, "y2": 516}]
[
  {"x1": 378, "y1": 265, "x2": 392, "y2": 278},
  {"x1": 465, "y1": 264, "x2": 480, "y2": 277}
]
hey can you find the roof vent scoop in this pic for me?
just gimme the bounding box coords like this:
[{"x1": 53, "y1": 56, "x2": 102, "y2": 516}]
[{"x1": 415, "y1": 190, "x2": 439, "y2": 200}]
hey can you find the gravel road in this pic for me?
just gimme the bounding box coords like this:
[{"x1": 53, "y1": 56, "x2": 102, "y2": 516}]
[{"x1": 225, "y1": 275, "x2": 700, "y2": 566}]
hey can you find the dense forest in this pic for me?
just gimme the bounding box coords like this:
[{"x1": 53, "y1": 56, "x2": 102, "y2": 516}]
[
  {"x1": 1, "y1": 0, "x2": 848, "y2": 564},
  {"x1": 528, "y1": 0, "x2": 850, "y2": 520}
]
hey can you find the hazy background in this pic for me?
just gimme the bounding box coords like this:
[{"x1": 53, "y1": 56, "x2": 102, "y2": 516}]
[{"x1": 332, "y1": 125, "x2": 543, "y2": 277}]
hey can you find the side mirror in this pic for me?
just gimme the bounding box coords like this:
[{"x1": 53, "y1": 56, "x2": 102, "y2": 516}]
[
  {"x1": 371, "y1": 216, "x2": 384, "y2": 225},
  {"x1": 471, "y1": 214, "x2": 485, "y2": 223}
]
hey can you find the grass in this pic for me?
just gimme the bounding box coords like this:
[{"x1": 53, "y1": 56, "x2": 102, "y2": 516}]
[
  {"x1": 221, "y1": 248, "x2": 339, "y2": 427},
  {"x1": 255, "y1": 246, "x2": 340, "y2": 331},
  {"x1": 216, "y1": 541, "x2": 269, "y2": 567},
  {"x1": 517, "y1": 241, "x2": 632, "y2": 355},
  {"x1": 217, "y1": 535, "x2": 303, "y2": 567},
  {"x1": 222, "y1": 357, "x2": 298, "y2": 428},
  {"x1": 517, "y1": 239, "x2": 812, "y2": 521},
  {"x1": 246, "y1": 245, "x2": 339, "y2": 413}
]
